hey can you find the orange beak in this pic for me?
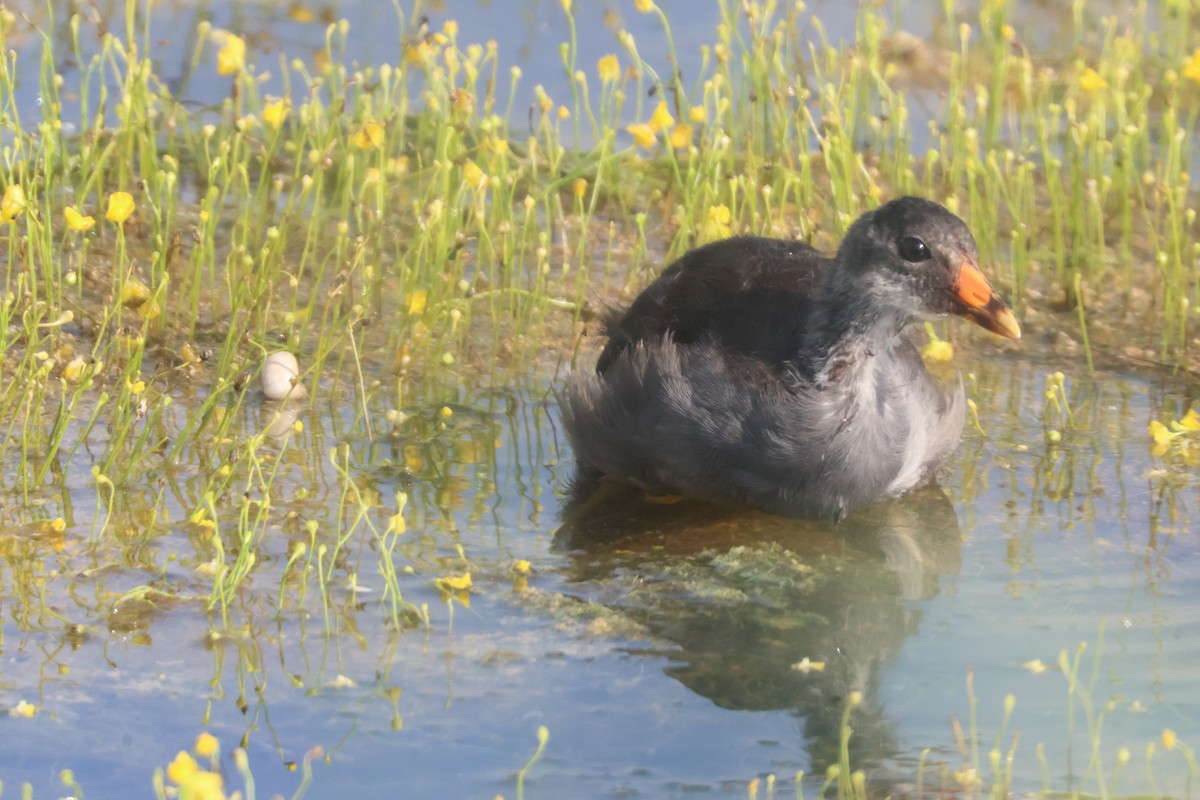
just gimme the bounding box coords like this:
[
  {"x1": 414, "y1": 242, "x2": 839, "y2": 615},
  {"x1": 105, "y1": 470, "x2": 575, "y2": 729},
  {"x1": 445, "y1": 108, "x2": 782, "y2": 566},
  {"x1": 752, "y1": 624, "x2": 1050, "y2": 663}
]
[{"x1": 952, "y1": 255, "x2": 1021, "y2": 340}]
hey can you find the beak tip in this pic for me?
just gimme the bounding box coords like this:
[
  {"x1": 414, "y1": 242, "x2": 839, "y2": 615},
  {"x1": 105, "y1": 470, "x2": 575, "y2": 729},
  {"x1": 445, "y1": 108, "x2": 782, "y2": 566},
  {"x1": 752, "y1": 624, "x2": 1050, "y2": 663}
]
[{"x1": 996, "y1": 308, "x2": 1021, "y2": 340}]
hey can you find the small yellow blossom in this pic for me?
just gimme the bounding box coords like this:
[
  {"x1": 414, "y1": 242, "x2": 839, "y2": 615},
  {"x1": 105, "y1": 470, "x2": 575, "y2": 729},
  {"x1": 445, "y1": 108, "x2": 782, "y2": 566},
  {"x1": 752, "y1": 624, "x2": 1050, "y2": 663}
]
[
  {"x1": 1184, "y1": 49, "x2": 1200, "y2": 84},
  {"x1": 195, "y1": 732, "x2": 219, "y2": 758},
  {"x1": 122, "y1": 279, "x2": 151, "y2": 309},
  {"x1": 217, "y1": 33, "x2": 246, "y2": 76},
  {"x1": 1162, "y1": 729, "x2": 1177, "y2": 749},
  {"x1": 922, "y1": 338, "x2": 954, "y2": 363},
  {"x1": 648, "y1": 99, "x2": 674, "y2": 132},
  {"x1": 922, "y1": 322, "x2": 954, "y2": 362},
  {"x1": 634, "y1": 0, "x2": 654, "y2": 12},
  {"x1": 262, "y1": 98, "x2": 290, "y2": 129},
  {"x1": 1000, "y1": 24, "x2": 1016, "y2": 41},
  {"x1": 352, "y1": 121, "x2": 385, "y2": 150},
  {"x1": 167, "y1": 751, "x2": 200, "y2": 784},
  {"x1": 64, "y1": 206, "x2": 95, "y2": 231},
  {"x1": 689, "y1": 104, "x2": 707, "y2": 123},
  {"x1": 514, "y1": 560, "x2": 531, "y2": 574},
  {"x1": 626, "y1": 123, "x2": 657, "y2": 148},
  {"x1": 437, "y1": 573, "x2": 472, "y2": 590},
  {"x1": 1179, "y1": 409, "x2": 1200, "y2": 431},
  {"x1": 406, "y1": 290, "x2": 427, "y2": 316},
  {"x1": 389, "y1": 493, "x2": 408, "y2": 534},
  {"x1": 1078, "y1": 67, "x2": 1107, "y2": 93},
  {"x1": 1149, "y1": 419, "x2": 1173, "y2": 456},
  {"x1": 572, "y1": 178, "x2": 588, "y2": 199},
  {"x1": 703, "y1": 203, "x2": 732, "y2": 239},
  {"x1": 790, "y1": 658, "x2": 826, "y2": 674},
  {"x1": 1, "y1": 184, "x2": 26, "y2": 222},
  {"x1": 597, "y1": 54, "x2": 620, "y2": 82},
  {"x1": 1022, "y1": 659, "x2": 1048, "y2": 674},
  {"x1": 462, "y1": 161, "x2": 486, "y2": 189},
  {"x1": 669, "y1": 123, "x2": 693, "y2": 149},
  {"x1": 63, "y1": 356, "x2": 87, "y2": 383},
  {"x1": 313, "y1": 48, "x2": 332, "y2": 74},
  {"x1": 106, "y1": 191, "x2": 134, "y2": 224},
  {"x1": 185, "y1": 769, "x2": 224, "y2": 800},
  {"x1": 557, "y1": 105, "x2": 571, "y2": 119},
  {"x1": 288, "y1": 3, "x2": 317, "y2": 23},
  {"x1": 450, "y1": 88, "x2": 473, "y2": 114},
  {"x1": 436, "y1": 572, "x2": 472, "y2": 606},
  {"x1": 11, "y1": 700, "x2": 36, "y2": 718}
]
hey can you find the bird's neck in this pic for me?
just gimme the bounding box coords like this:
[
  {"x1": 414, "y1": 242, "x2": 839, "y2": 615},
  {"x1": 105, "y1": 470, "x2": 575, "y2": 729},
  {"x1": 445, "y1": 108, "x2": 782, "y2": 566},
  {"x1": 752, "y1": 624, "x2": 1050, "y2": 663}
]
[{"x1": 800, "y1": 284, "x2": 909, "y2": 384}]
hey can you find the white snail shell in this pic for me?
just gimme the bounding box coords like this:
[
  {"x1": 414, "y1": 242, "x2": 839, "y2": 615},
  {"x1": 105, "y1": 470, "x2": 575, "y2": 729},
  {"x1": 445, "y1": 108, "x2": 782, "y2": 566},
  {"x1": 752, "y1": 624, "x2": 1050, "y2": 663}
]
[{"x1": 262, "y1": 351, "x2": 307, "y2": 400}]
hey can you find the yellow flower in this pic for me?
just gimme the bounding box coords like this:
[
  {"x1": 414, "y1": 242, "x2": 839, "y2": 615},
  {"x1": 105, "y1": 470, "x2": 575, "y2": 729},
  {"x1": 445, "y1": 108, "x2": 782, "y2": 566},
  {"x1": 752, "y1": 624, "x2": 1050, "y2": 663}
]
[
  {"x1": 1078, "y1": 67, "x2": 1107, "y2": 93},
  {"x1": 1, "y1": 184, "x2": 26, "y2": 222},
  {"x1": 1179, "y1": 408, "x2": 1200, "y2": 431},
  {"x1": 634, "y1": 0, "x2": 654, "y2": 12},
  {"x1": 217, "y1": 33, "x2": 246, "y2": 76},
  {"x1": 262, "y1": 98, "x2": 290, "y2": 129},
  {"x1": 195, "y1": 732, "x2": 219, "y2": 758},
  {"x1": 106, "y1": 191, "x2": 134, "y2": 224},
  {"x1": 557, "y1": 105, "x2": 571, "y2": 119},
  {"x1": 597, "y1": 54, "x2": 620, "y2": 82},
  {"x1": 185, "y1": 769, "x2": 225, "y2": 800},
  {"x1": 122, "y1": 279, "x2": 151, "y2": 309},
  {"x1": 648, "y1": 99, "x2": 674, "y2": 132},
  {"x1": 669, "y1": 123, "x2": 693, "y2": 149},
  {"x1": 435, "y1": 572, "x2": 472, "y2": 606},
  {"x1": 1162, "y1": 729, "x2": 1177, "y2": 749},
  {"x1": 922, "y1": 338, "x2": 955, "y2": 363},
  {"x1": 450, "y1": 88, "x2": 473, "y2": 114},
  {"x1": 1184, "y1": 49, "x2": 1200, "y2": 84},
  {"x1": 406, "y1": 290, "x2": 427, "y2": 315},
  {"x1": 288, "y1": 3, "x2": 316, "y2": 23},
  {"x1": 572, "y1": 178, "x2": 588, "y2": 199},
  {"x1": 11, "y1": 700, "x2": 36, "y2": 718},
  {"x1": 351, "y1": 121, "x2": 385, "y2": 150},
  {"x1": 64, "y1": 206, "x2": 95, "y2": 231},
  {"x1": 1149, "y1": 420, "x2": 1173, "y2": 456},
  {"x1": 462, "y1": 161, "x2": 486, "y2": 189},
  {"x1": 167, "y1": 751, "x2": 200, "y2": 784},
  {"x1": 1000, "y1": 24, "x2": 1016, "y2": 41},
  {"x1": 437, "y1": 573, "x2": 472, "y2": 591},
  {"x1": 689, "y1": 104, "x2": 707, "y2": 123},
  {"x1": 626, "y1": 123, "x2": 656, "y2": 148},
  {"x1": 63, "y1": 356, "x2": 86, "y2": 383},
  {"x1": 703, "y1": 203, "x2": 732, "y2": 239}
]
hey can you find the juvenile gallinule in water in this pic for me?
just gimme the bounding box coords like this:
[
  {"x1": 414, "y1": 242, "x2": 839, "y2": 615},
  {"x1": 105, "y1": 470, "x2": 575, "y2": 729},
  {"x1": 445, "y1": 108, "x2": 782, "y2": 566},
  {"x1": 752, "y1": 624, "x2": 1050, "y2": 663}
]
[{"x1": 560, "y1": 196, "x2": 1020, "y2": 521}]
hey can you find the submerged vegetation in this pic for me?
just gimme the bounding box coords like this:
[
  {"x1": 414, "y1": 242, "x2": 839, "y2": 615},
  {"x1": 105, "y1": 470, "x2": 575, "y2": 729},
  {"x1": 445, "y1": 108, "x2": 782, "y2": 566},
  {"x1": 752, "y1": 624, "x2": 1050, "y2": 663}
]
[{"x1": 0, "y1": 0, "x2": 1198, "y2": 796}]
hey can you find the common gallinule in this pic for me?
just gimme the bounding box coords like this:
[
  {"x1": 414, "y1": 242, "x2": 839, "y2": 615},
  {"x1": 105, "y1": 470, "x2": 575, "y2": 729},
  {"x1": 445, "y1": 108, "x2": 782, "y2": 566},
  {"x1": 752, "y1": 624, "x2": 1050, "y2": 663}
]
[{"x1": 560, "y1": 196, "x2": 1020, "y2": 521}]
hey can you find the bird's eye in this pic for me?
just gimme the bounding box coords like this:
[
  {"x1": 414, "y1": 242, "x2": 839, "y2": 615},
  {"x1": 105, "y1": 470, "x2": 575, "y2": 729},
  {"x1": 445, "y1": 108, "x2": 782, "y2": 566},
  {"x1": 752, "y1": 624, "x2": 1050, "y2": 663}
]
[{"x1": 898, "y1": 236, "x2": 932, "y2": 263}]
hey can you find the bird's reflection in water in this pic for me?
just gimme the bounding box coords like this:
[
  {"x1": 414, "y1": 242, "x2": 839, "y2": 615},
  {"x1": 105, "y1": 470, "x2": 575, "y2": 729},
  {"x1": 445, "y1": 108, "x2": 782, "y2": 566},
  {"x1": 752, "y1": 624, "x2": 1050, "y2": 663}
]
[{"x1": 553, "y1": 482, "x2": 963, "y2": 770}]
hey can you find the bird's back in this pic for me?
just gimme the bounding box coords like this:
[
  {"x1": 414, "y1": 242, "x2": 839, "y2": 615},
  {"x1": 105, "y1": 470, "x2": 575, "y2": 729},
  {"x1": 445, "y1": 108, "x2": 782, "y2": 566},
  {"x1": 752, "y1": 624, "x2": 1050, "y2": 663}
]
[{"x1": 596, "y1": 236, "x2": 829, "y2": 375}]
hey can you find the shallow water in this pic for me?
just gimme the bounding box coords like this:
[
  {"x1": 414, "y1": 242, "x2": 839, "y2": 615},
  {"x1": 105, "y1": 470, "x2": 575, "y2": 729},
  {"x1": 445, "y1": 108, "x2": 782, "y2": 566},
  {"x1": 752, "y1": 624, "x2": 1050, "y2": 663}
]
[{"x1": 2, "y1": 341, "x2": 1199, "y2": 798}]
